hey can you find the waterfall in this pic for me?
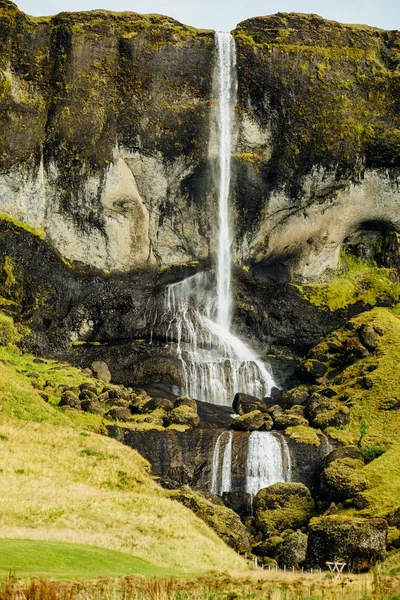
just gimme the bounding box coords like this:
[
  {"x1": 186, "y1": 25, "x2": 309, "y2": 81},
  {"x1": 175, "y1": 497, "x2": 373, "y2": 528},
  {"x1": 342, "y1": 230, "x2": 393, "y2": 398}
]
[
  {"x1": 245, "y1": 432, "x2": 292, "y2": 498},
  {"x1": 211, "y1": 430, "x2": 233, "y2": 495},
  {"x1": 163, "y1": 32, "x2": 275, "y2": 406}
]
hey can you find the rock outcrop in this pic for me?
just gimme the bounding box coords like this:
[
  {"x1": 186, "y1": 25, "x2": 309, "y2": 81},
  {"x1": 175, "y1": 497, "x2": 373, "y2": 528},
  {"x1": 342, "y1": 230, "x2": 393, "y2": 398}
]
[{"x1": 306, "y1": 516, "x2": 387, "y2": 572}]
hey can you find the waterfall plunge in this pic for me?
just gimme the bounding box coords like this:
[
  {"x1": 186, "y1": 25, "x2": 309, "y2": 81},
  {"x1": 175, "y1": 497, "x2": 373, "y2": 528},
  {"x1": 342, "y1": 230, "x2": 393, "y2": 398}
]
[
  {"x1": 164, "y1": 33, "x2": 274, "y2": 406},
  {"x1": 246, "y1": 432, "x2": 292, "y2": 498}
]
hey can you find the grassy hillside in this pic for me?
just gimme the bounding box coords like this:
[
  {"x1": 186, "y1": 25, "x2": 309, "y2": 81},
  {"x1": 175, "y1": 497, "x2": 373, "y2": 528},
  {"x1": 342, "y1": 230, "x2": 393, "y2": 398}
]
[{"x1": 0, "y1": 319, "x2": 245, "y2": 576}]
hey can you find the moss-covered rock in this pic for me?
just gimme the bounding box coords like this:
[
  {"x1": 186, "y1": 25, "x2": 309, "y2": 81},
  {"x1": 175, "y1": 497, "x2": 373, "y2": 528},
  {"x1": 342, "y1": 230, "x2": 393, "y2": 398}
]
[
  {"x1": 273, "y1": 410, "x2": 309, "y2": 430},
  {"x1": 107, "y1": 406, "x2": 132, "y2": 422},
  {"x1": 285, "y1": 425, "x2": 322, "y2": 446},
  {"x1": 321, "y1": 458, "x2": 368, "y2": 501},
  {"x1": 296, "y1": 359, "x2": 327, "y2": 382},
  {"x1": 275, "y1": 530, "x2": 308, "y2": 569},
  {"x1": 172, "y1": 485, "x2": 252, "y2": 553},
  {"x1": 59, "y1": 390, "x2": 81, "y2": 409},
  {"x1": 142, "y1": 397, "x2": 174, "y2": 413},
  {"x1": 252, "y1": 535, "x2": 284, "y2": 558},
  {"x1": 174, "y1": 396, "x2": 198, "y2": 411},
  {"x1": 163, "y1": 405, "x2": 200, "y2": 428},
  {"x1": 306, "y1": 515, "x2": 387, "y2": 572},
  {"x1": 230, "y1": 410, "x2": 272, "y2": 431},
  {"x1": 254, "y1": 482, "x2": 315, "y2": 535}
]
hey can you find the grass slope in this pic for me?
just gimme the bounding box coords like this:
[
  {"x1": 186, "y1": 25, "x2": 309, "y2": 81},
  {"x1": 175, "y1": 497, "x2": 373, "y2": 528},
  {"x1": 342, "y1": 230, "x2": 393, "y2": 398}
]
[
  {"x1": 0, "y1": 539, "x2": 175, "y2": 579},
  {"x1": 0, "y1": 330, "x2": 245, "y2": 577}
]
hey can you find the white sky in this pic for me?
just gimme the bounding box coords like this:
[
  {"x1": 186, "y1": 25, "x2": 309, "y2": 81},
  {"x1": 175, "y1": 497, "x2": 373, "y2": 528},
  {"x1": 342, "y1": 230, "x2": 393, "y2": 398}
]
[{"x1": 15, "y1": 0, "x2": 400, "y2": 32}]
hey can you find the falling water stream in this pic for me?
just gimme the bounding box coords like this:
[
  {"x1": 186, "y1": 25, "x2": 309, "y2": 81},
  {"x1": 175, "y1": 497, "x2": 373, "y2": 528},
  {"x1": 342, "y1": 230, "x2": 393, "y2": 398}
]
[{"x1": 164, "y1": 32, "x2": 274, "y2": 406}]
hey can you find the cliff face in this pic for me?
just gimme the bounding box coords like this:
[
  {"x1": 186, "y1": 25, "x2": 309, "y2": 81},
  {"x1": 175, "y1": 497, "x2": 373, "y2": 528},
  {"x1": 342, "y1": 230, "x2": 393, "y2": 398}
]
[
  {"x1": 233, "y1": 14, "x2": 400, "y2": 281},
  {"x1": 0, "y1": 0, "x2": 215, "y2": 271},
  {"x1": 1, "y1": 4, "x2": 400, "y2": 282}
]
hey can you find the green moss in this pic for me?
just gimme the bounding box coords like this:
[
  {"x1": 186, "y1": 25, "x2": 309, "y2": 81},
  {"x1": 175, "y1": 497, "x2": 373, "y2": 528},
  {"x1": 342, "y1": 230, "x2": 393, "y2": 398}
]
[
  {"x1": 0, "y1": 312, "x2": 22, "y2": 345},
  {"x1": 285, "y1": 425, "x2": 321, "y2": 446},
  {"x1": 0, "y1": 213, "x2": 45, "y2": 239},
  {"x1": 254, "y1": 482, "x2": 315, "y2": 534},
  {"x1": 297, "y1": 252, "x2": 400, "y2": 311},
  {"x1": 321, "y1": 458, "x2": 368, "y2": 501}
]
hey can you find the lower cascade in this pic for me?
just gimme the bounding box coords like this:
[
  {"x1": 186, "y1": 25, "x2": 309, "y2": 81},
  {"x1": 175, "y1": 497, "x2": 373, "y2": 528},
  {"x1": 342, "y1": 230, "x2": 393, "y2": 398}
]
[
  {"x1": 211, "y1": 430, "x2": 233, "y2": 495},
  {"x1": 246, "y1": 432, "x2": 292, "y2": 498}
]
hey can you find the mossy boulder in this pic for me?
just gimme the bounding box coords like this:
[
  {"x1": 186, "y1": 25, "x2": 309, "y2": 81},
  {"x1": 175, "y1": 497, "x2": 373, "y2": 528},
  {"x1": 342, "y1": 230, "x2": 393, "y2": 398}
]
[
  {"x1": 306, "y1": 516, "x2": 387, "y2": 572},
  {"x1": 273, "y1": 411, "x2": 309, "y2": 430},
  {"x1": 306, "y1": 394, "x2": 350, "y2": 429},
  {"x1": 81, "y1": 399, "x2": 104, "y2": 415},
  {"x1": 282, "y1": 386, "x2": 310, "y2": 407},
  {"x1": 172, "y1": 485, "x2": 252, "y2": 553},
  {"x1": 296, "y1": 360, "x2": 327, "y2": 382},
  {"x1": 321, "y1": 458, "x2": 368, "y2": 501},
  {"x1": 107, "y1": 407, "x2": 132, "y2": 422},
  {"x1": 142, "y1": 398, "x2": 174, "y2": 413},
  {"x1": 252, "y1": 535, "x2": 284, "y2": 558},
  {"x1": 59, "y1": 390, "x2": 81, "y2": 409},
  {"x1": 254, "y1": 482, "x2": 315, "y2": 535},
  {"x1": 163, "y1": 405, "x2": 200, "y2": 428},
  {"x1": 285, "y1": 425, "x2": 322, "y2": 446},
  {"x1": 358, "y1": 324, "x2": 380, "y2": 351},
  {"x1": 323, "y1": 446, "x2": 363, "y2": 467},
  {"x1": 232, "y1": 392, "x2": 267, "y2": 415},
  {"x1": 230, "y1": 410, "x2": 272, "y2": 431},
  {"x1": 174, "y1": 396, "x2": 198, "y2": 411},
  {"x1": 275, "y1": 531, "x2": 308, "y2": 569}
]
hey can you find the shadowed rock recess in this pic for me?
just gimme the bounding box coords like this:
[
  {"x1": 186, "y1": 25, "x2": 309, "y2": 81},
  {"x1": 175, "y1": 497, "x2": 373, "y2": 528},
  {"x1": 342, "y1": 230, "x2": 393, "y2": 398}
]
[{"x1": 2, "y1": 1, "x2": 400, "y2": 572}]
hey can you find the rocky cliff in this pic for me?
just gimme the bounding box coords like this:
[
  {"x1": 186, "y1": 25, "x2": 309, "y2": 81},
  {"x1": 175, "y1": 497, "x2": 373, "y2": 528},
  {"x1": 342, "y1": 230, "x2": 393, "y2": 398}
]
[{"x1": 1, "y1": 4, "x2": 400, "y2": 282}]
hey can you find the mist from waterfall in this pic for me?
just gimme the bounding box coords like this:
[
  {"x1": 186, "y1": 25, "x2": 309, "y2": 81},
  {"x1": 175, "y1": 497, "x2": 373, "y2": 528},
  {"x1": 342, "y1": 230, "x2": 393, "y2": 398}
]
[
  {"x1": 164, "y1": 32, "x2": 274, "y2": 406},
  {"x1": 246, "y1": 431, "x2": 292, "y2": 497}
]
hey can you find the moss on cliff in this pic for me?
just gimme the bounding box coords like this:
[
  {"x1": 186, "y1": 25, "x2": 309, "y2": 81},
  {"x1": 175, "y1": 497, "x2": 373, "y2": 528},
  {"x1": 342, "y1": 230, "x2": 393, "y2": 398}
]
[
  {"x1": 234, "y1": 12, "x2": 400, "y2": 207},
  {"x1": 297, "y1": 252, "x2": 400, "y2": 311}
]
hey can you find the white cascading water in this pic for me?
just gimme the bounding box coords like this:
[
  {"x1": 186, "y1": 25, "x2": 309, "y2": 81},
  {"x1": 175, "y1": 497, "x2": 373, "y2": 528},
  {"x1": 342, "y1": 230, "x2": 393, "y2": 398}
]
[
  {"x1": 164, "y1": 32, "x2": 275, "y2": 406},
  {"x1": 245, "y1": 432, "x2": 292, "y2": 498},
  {"x1": 211, "y1": 430, "x2": 233, "y2": 495}
]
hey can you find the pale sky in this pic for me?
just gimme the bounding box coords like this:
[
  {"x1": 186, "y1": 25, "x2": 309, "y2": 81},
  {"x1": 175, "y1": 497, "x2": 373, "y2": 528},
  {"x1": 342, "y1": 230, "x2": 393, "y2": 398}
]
[{"x1": 15, "y1": 0, "x2": 400, "y2": 32}]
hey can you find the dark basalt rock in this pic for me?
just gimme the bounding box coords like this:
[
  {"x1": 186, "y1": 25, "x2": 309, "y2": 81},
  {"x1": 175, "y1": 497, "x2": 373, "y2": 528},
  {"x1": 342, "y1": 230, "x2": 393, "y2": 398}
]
[
  {"x1": 230, "y1": 410, "x2": 272, "y2": 431},
  {"x1": 296, "y1": 360, "x2": 327, "y2": 382},
  {"x1": 306, "y1": 516, "x2": 387, "y2": 572},
  {"x1": 273, "y1": 411, "x2": 309, "y2": 430},
  {"x1": 232, "y1": 392, "x2": 268, "y2": 415},
  {"x1": 59, "y1": 390, "x2": 80, "y2": 409}
]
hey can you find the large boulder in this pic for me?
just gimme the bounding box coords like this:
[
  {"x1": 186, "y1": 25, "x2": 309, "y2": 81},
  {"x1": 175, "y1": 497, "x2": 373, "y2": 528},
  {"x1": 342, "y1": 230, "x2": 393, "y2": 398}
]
[
  {"x1": 81, "y1": 399, "x2": 104, "y2": 415},
  {"x1": 323, "y1": 446, "x2": 363, "y2": 467},
  {"x1": 172, "y1": 486, "x2": 252, "y2": 553},
  {"x1": 275, "y1": 531, "x2": 308, "y2": 569},
  {"x1": 230, "y1": 410, "x2": 272, "y2": 431},
  {"x1": 296, "y1": 359, "x2": 327, "y2": 382},
  {"x1": 306, "y1": 516, "x2": 387, "y2": 572},
  {"x1": 321, "y1": 458, "x2": 368, "y2": 501},
  {"x1": 306, "y1": 394, "x2": 350, "y2": 429},
  {"x1": 232, "y1": 393, "x2": 267, "y2": 415},
  {"x1": 90, "y1": 361, "x2": 111, "y2": 383},
  {"x1": 107, "y1": 407, "x2": 132, "y2": 422},
  {"x1": 174, "y1": 396, "x2": 198, "y2": 411},
  {"x1": 254, "y1": 482, "x2": 315, "y2": 535},
  {"x1": 59, "y1": 390, "x2": 80, "y2": 409},
  {"x1": 163, "y1": 405, "x2": 200, "y2": 428},
  {"x1": 273, "y1": 411, "x2": 309, "y2": 430},
  {"x1": 142, "y1": 398, "x2": 174, "y2": 413}
]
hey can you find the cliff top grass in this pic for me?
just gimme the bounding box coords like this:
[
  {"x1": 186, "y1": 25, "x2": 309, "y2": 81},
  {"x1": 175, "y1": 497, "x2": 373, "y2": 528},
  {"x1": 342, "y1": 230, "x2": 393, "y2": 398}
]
[
  {"x1": 297, "y1": 253, "x2": 400, "y2": 311},
  {"x1": 0, "y1": 318, "x2": 245, "y2": 576}
]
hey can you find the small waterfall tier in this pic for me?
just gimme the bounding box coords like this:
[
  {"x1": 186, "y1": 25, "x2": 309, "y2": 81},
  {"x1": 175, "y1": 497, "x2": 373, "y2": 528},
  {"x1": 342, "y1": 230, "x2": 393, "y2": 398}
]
[
  {"x1": 246, "y1": 431, "x2": 292, "y2": 497},
  {"x1": 211, "y1": 430, "x2": 233, "y2": 495},
  {"x1": 162, "y1": 31, "x2": 274, "y2": 406}
]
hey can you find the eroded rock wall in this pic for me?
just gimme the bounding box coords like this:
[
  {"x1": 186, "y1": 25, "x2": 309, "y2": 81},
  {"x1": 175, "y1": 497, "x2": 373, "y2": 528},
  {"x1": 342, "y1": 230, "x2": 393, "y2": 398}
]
[{"x1": 0, "y1": 1, "x2": 216, "y2": 271}]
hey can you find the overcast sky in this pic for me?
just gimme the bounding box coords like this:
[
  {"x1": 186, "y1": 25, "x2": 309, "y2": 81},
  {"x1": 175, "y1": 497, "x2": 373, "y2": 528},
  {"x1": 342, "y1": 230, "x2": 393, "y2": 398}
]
[{"x1": 15, "y1": 0, "x2": 400, "y2": 32}]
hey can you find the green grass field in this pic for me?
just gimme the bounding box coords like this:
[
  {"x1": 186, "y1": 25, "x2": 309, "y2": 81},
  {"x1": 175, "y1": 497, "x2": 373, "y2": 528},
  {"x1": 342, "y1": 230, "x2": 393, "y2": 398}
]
[{"x1": 0, "y1": 539, "x2": 177, "y2": 580}]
